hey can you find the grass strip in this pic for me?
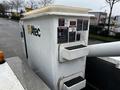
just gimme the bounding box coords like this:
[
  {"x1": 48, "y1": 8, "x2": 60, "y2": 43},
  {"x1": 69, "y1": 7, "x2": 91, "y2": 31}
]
[{"x1": 89, "y1": 34, "x2": 120, "y2": 42}]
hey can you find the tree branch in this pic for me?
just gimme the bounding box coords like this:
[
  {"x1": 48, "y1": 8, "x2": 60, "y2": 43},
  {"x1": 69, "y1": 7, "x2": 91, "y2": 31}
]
[{"x1": 114, "y1": 0, "x2": 120, "y2": 3}]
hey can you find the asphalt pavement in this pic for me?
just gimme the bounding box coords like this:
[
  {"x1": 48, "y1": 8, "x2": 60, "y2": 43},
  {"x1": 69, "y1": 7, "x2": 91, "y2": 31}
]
[{"x1": 0, "y1": 18, "x2": 25, "y2": 60}]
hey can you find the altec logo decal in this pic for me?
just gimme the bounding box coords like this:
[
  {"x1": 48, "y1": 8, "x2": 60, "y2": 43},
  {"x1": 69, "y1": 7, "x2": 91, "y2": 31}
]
[{"x1": 27, "y1": 25, "x2": 41, "y2": 37}]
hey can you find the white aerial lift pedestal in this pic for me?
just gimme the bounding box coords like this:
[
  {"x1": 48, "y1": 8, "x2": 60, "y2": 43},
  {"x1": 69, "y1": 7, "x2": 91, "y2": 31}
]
[{"x1": 21, "y1": 5, "x2": 120, "y2": 90}]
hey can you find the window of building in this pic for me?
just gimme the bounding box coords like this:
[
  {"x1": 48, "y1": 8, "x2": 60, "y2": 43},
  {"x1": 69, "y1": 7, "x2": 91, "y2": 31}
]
[
  {"x1": 77, "y1": 19, "x2": 83, "y2": 31},
  {"x1": 58, "y1": 18, "x2": 65, "y2": 26},
  {"x1": 70, "y1": 21, "x2": 76, "y2": 26},
  {"x1": 83, "y1": 20, "x2": 88, "y2": 30},
  {"x1": 76, "y1": 33, "x2": 80, "y2": 41}
]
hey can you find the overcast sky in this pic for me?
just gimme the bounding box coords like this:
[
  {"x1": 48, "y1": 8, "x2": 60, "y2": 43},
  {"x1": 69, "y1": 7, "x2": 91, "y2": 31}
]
[
  {"x1": 1, "y1": 0, "x2": 120, "y2": 16},
  {"x1": 54, "y1": 0, "x2": 120, "y2": 16}
]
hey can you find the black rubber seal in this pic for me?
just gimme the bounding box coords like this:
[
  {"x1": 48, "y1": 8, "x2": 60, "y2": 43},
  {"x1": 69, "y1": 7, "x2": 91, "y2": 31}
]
[
  {"x1": 66, "y1": 45, "x2": 86, "y2": 50},
  {"x1": 64, "y1": 76, "x2": 84, "y2": 87}
]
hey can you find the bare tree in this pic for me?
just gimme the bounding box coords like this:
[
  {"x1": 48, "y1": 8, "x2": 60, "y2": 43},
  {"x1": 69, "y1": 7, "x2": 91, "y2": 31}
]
[
  {"x1": 0, "y1": 1, "x2": 11, "y2": 15},
  {"x1": 38, "y1": 0, "x2": 54, "y2": 7},
  {"x1": 26, "y1": 0, "x2": 54, "y2": 10},
  {"x1": 26, "y1": 0, "x2": 38, "y2": 9},
  {"x1": 2, "y1": 1, "x2": 10, "y2": 10},
  {"x1": 8, "y1": 1, "x2": 14, "y2": 13},
  {"x1": 105, "y1": 0, "x2": 120, "y2": 34},
  {"x1": 0, "y1": 3, "x2": 5, "y2": 15},
  {"x1": 9, "y1": 0, "x2": 25, "y2": 14}
]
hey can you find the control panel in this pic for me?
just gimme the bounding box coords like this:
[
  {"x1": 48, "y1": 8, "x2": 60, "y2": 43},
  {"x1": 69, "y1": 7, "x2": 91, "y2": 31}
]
[{"x1": 57, "y1": 18, "x2": 88, "y2": 44}]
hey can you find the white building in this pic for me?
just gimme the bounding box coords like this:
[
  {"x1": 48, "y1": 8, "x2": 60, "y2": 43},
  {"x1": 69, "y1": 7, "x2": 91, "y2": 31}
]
[{"x1": 89, "y1": 12, "x2": 107, "y2": 26}]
